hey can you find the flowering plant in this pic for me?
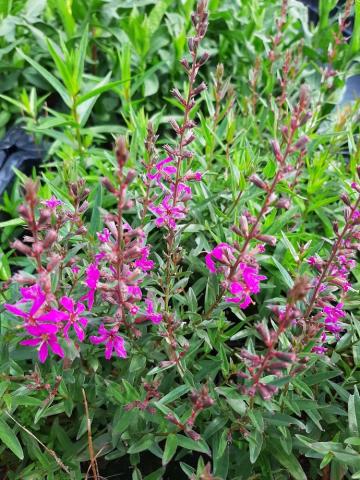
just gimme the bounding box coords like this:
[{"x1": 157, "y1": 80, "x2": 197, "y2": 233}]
[{"x1": 1, "y1": 1, "x2": 360, "y2": 479}]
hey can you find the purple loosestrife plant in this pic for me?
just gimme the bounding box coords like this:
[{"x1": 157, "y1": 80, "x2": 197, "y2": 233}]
[{"x1": 2, "y1": 1, "x2": 360, "y2": 478}]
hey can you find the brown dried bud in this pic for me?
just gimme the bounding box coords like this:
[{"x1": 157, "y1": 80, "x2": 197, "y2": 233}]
[
  {"x1": 288, "y1": 276, "x2": 310, "y2": 302},
  {"x1": 180, "y1": 57, "x2": 190, "y2": 72},
  {"x1": 299, "y1": 84, "x2": 310, "y2": 110},
  {"x1": 115, "y1": 137, "x2": 129, "y2": 169},
  {"x1": 182, "y1": 133, "x2": 196, "y2": 147},
  {"x1": 80, "y1": 188, "x2": 90, "y2": 201},
  {"x1": 24, "y1": 179, "x2": 39, "y2": 204},
  {"x1": 274, "y1": 351, "x2": 297, "y2": 362},
  {"x1": 257, "y1": 383, "x2": 277, "y2": 400},
  {"x1": 78, "y1": 201, "x2": 89, "y2": 213},
  {"x1": 197, "y1": 52, "x2": 209, "y2": 66}
]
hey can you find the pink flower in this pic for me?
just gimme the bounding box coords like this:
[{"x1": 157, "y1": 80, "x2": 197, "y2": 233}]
[
  {"x1": 150, "y1": 196, "x2": 186, "y2": 229},
  {"x1": 127, "y1": 285, "x2": 142, "y2": 300},
  {"x1": 312, "y1": 345, "x2": 327, "y2": 355},
  {"x1": 205, "y1": 254, "x2": 216, "y2": 273},
  {"x1": 134, "y1": 247, "x2": 154, "y2": 271},
  {"x1": 5, "y1": 293, "x2": 67, "y2": 327},
  {"x1": 323, "y1": 303, "x2": 345, "y2": 335},
  {"x1": 308, "y1": 256, "x2": 316, "y2": 266},
  {"x1": 145, "y1": 299, "x2": 162, "y2": 324},
  {"x1": 21, "y1": 324, "x2": 64, "y2": 363},
  {"x1": 81, "y1": 263, "x2": 100, "y2": 310},
  {"x1": 89, "y1": 324, "x2": 127, "y2": 360},
  {"x1": 148, "y1": 157, "x2": 176, "y2": 185},
  {"x1": 225, "y1": 294, "x2": 252, "y2": 309},
  {"x1": 242, "y1": 264, "x2": 267, "y2": 295},
  {"x1": 71, "y1": 265, "x2": 80, "y2": 274},
  {"x1": 43, "y1": 196, "x2": 62, "y2": 210},
  {"x1": 60, "y1": 296, "x2": 87, "y2": 342},
  {"x1": 205, "y1": 244, "x2": 266, "y2": 310},
  {"x1": 205, "y1": 243, "x2": 234, "y2": 273},
  {"x1": 97, "y1": 228, "x2": 111, "y2": 243}
]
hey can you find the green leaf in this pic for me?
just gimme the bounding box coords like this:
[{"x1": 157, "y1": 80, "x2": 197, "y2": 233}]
[
  {"x1": 0, "y1": 416, "x2": 24, "y2": 460},
  {"x1": 176, "y1": 435, "x2": 211, "y2": 455},
  {"x1": 89, "y1": 183, "x2": 103, "y2": 236},
  {"x1": 78, "y1": 72, "x2": 111, "y2": 126},
  {"x1": 17, "y1": 49, "x2": 71, "y2": 107},
  {"x1": 272, "y1": 257, "x2": 294, "y2": 289},
  {"x1": 271, "y1": 440, "x2": 306, "y2": 480},
  {"x1": 157, "y1": 385, "x2": 190, "y2": 405},
  {"x1": 0, "y1": 217, "x2": 25, "y2": 228},
  {"x1": 249, "y1": 429, "x2": 263, "y2": 464},
  {"x1": 128, "y1": 434, "x2": 154, "y2": 454},
  {"x1": 348, "y1": 386, "x2": 360, "y2": 437},
  {"x1": 76, "y1": 78, "x2": 132, "y2": 106},
  {"x1": 162, "y1": 434, "x2": 177, "y2": 466}
]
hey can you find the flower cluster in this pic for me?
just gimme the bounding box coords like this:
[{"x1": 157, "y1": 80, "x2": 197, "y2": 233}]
[
  {"x1": 205, "y1": 242, "x2": 266, "y2": 309},
  {"x1": 146, "y1": 0, "x2": 209, "y2": 230},
  {"x1": 4, "y1": 285, "x2": 88, "y2": 363},
  {"x1": 305, "y1": 181, "x2": 360, "y2": 354},
  {"x1": 4, "y1": 140, "x2": 164, "y2": 363}
]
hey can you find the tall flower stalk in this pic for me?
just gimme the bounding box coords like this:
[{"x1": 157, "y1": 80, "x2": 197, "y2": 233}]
[{"x1": 203, "y1": 84, "x2": 311, "y2": 319}]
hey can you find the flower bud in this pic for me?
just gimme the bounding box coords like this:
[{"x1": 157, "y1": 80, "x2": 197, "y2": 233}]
[
  {"x1": 276, "y1": 197, "x2": 291, "y2": 209},
  {"x1": 180, "y1": 57, "x2": 190, "y2": 72},
  {"x1": 340, "y1": 193, "x2": 351, "y2": 206},
  {"x1": 197, "y1": 52, "x2": 209, "y2": 67},
  {"x1": 38, "y1": 208, "x2": 51, "y2": 225},
  {"x1": 18, "y1": 204, "x2": 31, "y2": 221},
  {"x1": 78, "y1": 201, "x2": 89, "y2": 213},
  {"x1": 249, "y1": 174, "x2": 267, "y2": 190},
  {"x1": 239, "y1": 215, "x2": 249, "y2": 237},
  {"x1": 294, "y1": 135, "x2": 309, "y2": 151},
  {"x1": 11, "y1": 240, "x2": 31, "y2": 255},
  {"x1": 256, "y1": 234, "x2": 277, "y2": 246},
  {"x1": 125, "y1": 169, "x2": 136, "y2": 184},
  {"x1": 270, "y1": 139, "x2": 283, "y2": 162},
  {"x1": 171, "y1": 88, "x2": 187, "y2": 106},
  {"x1": 256, "y1": 323, "x2": 271, "y2": 346},
  {"x1": 102, "y1": 177, "x2": 117, "y2": 194},
  {"x1": 191, "y1": 82, "x2": 207, "y2": 97},
  {"x1": 43, "y1": 230, "x2": 57, "y2": 248}
]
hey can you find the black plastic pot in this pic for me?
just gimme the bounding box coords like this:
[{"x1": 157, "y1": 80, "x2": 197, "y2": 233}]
[{"x1": 0, "y1": 127, "x2": 43, "y2": 196}]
